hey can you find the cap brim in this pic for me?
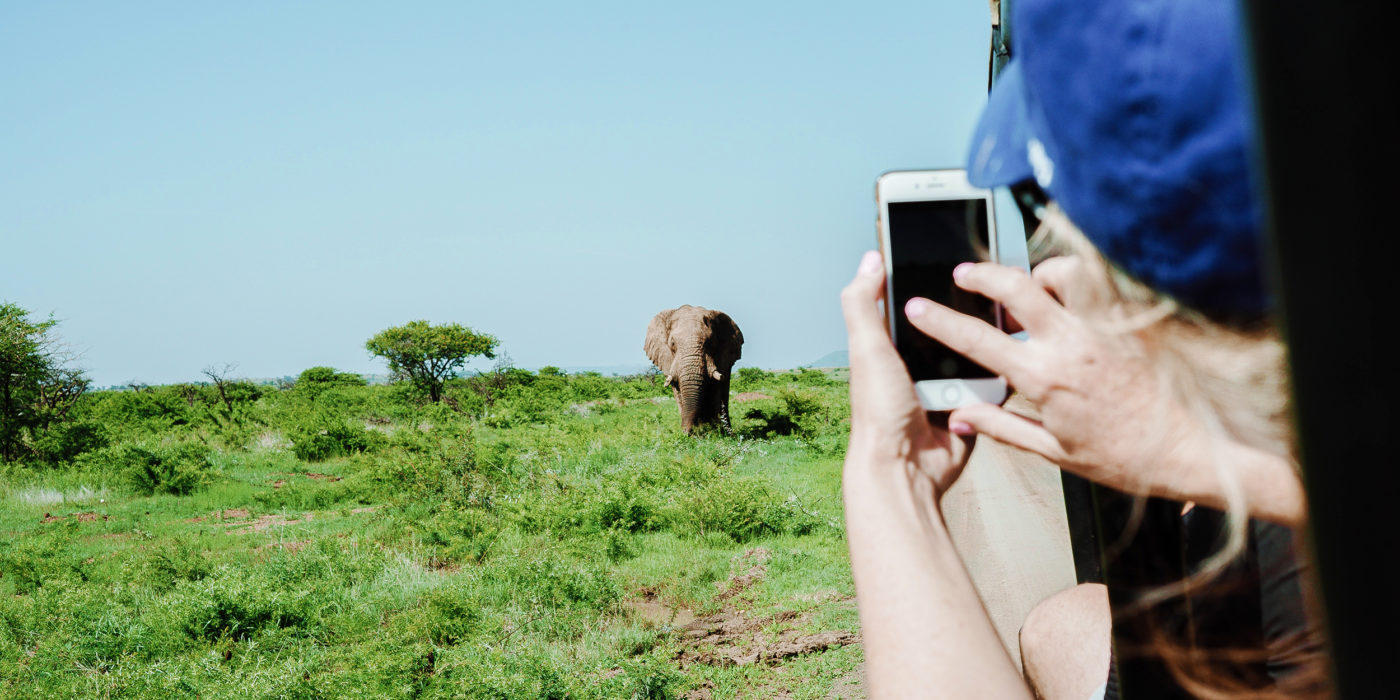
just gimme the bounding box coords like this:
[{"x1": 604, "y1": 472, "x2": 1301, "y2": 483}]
[{"x1": 966, "y1": 60, "x2": 1036, "y2": 189}]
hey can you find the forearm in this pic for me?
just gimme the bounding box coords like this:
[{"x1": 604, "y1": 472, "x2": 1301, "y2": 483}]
[{"x1": 844, "y1": 451, "x2": 1029, "y2": 699}]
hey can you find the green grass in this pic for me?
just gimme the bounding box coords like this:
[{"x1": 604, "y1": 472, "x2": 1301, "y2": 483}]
[{"x1": 0, "y1": 368, "x2": 858, "y2": 699}]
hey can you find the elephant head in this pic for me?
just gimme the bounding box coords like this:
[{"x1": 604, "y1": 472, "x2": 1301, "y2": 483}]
[{"x1": 643, "y1": 305, "x2": 744, "y2": 434}]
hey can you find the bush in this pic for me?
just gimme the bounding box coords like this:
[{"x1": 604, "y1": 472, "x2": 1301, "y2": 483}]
[
  {"x1": 85, "y1": 387, "x2": 193, "y2": 433},
  {"x1": 739, "y1": 390, "x2": 825, "y2": 439},
  {"x1": 419, "y1": 582, "x2": 484, "y2": 645},
  {"x1": 672, "y1": 475, "x2": 788, "y2": 543},
  {"x1": 127, "y1": 537, "x2": 213, "y2": 590},
  {"x1": 166, "y1": 568, "x2": 318, "y2": 642},
  {"x1": 596, "y1": 484, "x2": 658, "y2": 533},
  {"x1": 732, "y1": 366, "x2": 777, "y2": 392},
  {"x1": 290, "y1": 419, "x2": 385, "y2": 462},
  {"x1": 29, "y1": 420, "x2": 107, "y2": 465},
  {"x1": 0, "y1": 533, "x2": 87, "y2": 594},
  {"x1": 297, "y1": 366, "x2": 367, "y2": 387},
  {"x1": 120, "y1": 442, "x2": 215, "y2": 496},
  {"x1": 790, "y1": 367, "x2": 838, "y2": 387},
  {"x1": 500, "y1": 557, "x2": 620, "y2": 612}
]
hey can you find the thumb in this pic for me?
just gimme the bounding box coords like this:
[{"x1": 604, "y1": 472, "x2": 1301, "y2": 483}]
[{"x1": 840, "y1": 250, "x2": 889, "y2": 341}]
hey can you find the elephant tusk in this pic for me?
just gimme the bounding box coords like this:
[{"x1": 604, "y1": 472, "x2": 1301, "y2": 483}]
[{"x1": 711, "y1": 369, "x2": 723, "y2": 381}]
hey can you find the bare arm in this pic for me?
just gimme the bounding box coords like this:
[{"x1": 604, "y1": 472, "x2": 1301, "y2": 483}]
[{"x1": 841, "y1": 252, "x2": 1030, "y2": 699}]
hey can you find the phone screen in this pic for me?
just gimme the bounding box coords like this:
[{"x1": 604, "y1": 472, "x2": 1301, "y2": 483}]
[{"x1": 887, "y1": 198, "x2": 997, "y2": 381}]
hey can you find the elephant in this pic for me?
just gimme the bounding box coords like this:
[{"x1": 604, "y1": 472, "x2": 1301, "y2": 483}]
[{"x1": 643, "y1": 305, "x2": 744, "y2": 434}]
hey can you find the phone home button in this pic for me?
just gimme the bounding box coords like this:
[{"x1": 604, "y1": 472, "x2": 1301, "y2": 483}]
[{"x1": 941, "y1": 385, "x2": 963, "y2": 406}]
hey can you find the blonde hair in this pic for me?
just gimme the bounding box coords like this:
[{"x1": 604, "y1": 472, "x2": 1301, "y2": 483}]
[{"x1": 1029, "y1": 205, "x2": 1328, "y2": 697}]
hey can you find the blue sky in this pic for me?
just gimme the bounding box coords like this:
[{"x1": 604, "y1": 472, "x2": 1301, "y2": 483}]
[{"x1": 3, "y1": 1, "x2": 993, "y2": 386}]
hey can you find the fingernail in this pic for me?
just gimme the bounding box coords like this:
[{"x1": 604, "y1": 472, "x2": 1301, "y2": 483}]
[
  {"x1": 953, "y1": 262, "x2": 974, "y2": 281},
  {"x1": 859, "y1": 251, "x2": 882, "y2": 275},
  {"x1": 949, "y1": 421, "x2": 974, "y2": 436},
  {"x1": 905, "y1": 298, "x2": 929, "y2": 317}
]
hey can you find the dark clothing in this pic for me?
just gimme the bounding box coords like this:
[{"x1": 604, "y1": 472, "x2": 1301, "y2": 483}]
[{"x1": 1100, "y1": 499, "x2": 1316, "y2": 699}]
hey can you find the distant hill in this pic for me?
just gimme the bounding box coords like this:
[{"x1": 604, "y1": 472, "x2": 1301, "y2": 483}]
[{"x1": 805, "y1": 350, "x2": 848, "y2": 368}]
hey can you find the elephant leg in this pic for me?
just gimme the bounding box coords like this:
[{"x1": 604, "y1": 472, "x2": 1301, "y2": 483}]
[{"x1": 718, "y1": 376, "x2": 733, "y2": 434}]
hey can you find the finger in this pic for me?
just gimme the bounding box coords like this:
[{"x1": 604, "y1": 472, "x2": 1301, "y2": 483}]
[
  {"x1": 955, "y1": 262, "x2": 1069, "y2": 337},
  {"x1": 904, "y1": 296, "x2": 1029, "y2": 381},
  {"x1": 841, "y1": 252, "x2": 926, "y2": 425},
  {"x1": 1031, "y1": 255, "x2": 1102, "y2": 312},
  {"x1": 948, "y1": 403, "x2": 1068, "y2": 463},
  {"x1": 840, "y1": 250, "x2": 888, "y2": 341}
]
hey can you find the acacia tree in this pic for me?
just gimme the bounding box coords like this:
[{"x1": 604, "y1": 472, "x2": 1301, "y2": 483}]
[
  {"x1": 365, "y1": 321, "x2": 498, "y2": 402},
  {"x1": 0, "y1": 303, "x2": 91, "y2": 463}
]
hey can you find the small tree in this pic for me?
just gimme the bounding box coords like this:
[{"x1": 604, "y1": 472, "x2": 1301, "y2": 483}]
[
  {"x1": 0, "y1": 303, "x2": 92, "y2": 463},
  {"x1": 365, "y1": 321, "x2": 498, "y2": 402},
  {"x1": 202, "y1": 363, "x2": 238, "y2": 413}
]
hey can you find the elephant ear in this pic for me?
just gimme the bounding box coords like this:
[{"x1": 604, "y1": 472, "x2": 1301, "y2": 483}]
[
  {"x1": 706, "y1": 311, "x2": 744, "y2": 369},
  {"x1": 643, "y1": 309, "x2": 676, "y2": 373}
]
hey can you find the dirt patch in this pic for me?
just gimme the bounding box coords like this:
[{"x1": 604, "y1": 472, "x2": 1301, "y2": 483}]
[
  {"x1": 230, "y1": 512, "x2": 313, "y2": 534},
  {"x1": 40, "y1": 511, "x2": 109, "y2": 524},
  {"x1": 627, "y1": 586, "x2": 697, "y2": 628},
  {"x1": 827, "y1": 662, "x2": 865, "y2": 699},
  {"x1": 304, "y1": 472, "x2": 342, "y2": 481},
  {"x1": 676, "y1": 608, "x2": 857, "y2": 668},
  {"x1": 794, "y1": 590, "x2": 847, "y2": 603},
  {"x1": 714, "y1": 547, "x2": 770, "y2": 601},
  {"x1": 671, "y1": 547, "x2": 858, "y2": 671},
  {"x1": 733, "y1": 392, "x2": 773, "y2": 403},
  {"x1": 350, "y1": 506, "x2": 379, "y2": 514},
  {"x1": 271, "y1": 480, "x2": 287, "y2": 489}
]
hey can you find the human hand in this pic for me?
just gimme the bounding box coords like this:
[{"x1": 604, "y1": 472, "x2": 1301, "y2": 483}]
[
  {"x1": 901, "y1": 257, "x2": 1182, "y2": 494},
  {"x1": 902, "y1": 256, "x2": 1304, "y2": 524},
  {"x1": 841, "y1": 251, "x2": 974, "y2": 498}
]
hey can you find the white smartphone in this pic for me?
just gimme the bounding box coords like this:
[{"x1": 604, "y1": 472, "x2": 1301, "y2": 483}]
[{"x1": 876, "y1": 168, "x2": 1009, "y2": 410}]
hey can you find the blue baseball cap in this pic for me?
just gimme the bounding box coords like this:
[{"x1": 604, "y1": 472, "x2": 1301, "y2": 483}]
[{"x1": 966, "y1": 0, "x2": 1267, "y2": 315}]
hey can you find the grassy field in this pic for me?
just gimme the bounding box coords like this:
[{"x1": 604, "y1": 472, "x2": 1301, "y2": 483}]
[{"x1": 0, "y1": 367, "x2": 859, "y2": 699}]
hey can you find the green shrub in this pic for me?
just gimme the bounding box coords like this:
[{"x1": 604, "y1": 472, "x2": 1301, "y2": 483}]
[
  {"x1": 791, "y1": 367, "x2": 838, "y2": 387},
  {"x1": 290, "y1": 419, "x2": 385, "y2": 462},
  {"x1": 87, "y1": 387, "x2": 193, "y2": 432},
  {"x1": 120, "y1": 442, "x2": 214, "y2": 496},
  {"x1": 732, "y1": 366, "x2": 777, "y2": 392},
  {"x1": 127, "y1": 537, "x2": 213, "y2": 590},
  {"x1": 167, "y1": 569, "x2": 318, "y2": 642},
  {"x1": 739, "y1": 390, "x2": 826, "y2": 439},
  {"x1": 595, "y1": 485, "x2": 658, "y2": 533},
  {"x1": 671, "y1": 475, "x2": 787, "y2": 543},
  {"x1": 297, "y1": 366, "x2": 367, "y2": 387},
  {"x1": 0, "y1": 534, "x2": 87, "y2": 594},
  {"x1": 615, "y1": 656, "x2": 685, "y2": 699},
  {"x1": 501, "y1": 557, "x2": 620, "y2": 612},
  {"x1": 415, "y1": 506, "x2": 499, "y2": 565},
  {"x1": 420, "y1": 582, "x2": 483, "y2": 646},
  {"x1": 29, "y1": 420, "x2": 108, "y2": 465}
]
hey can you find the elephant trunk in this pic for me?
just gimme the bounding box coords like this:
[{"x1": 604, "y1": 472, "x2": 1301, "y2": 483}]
[{"x1": 674, "y1": 345, "x2": 707, "y2": 434}]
